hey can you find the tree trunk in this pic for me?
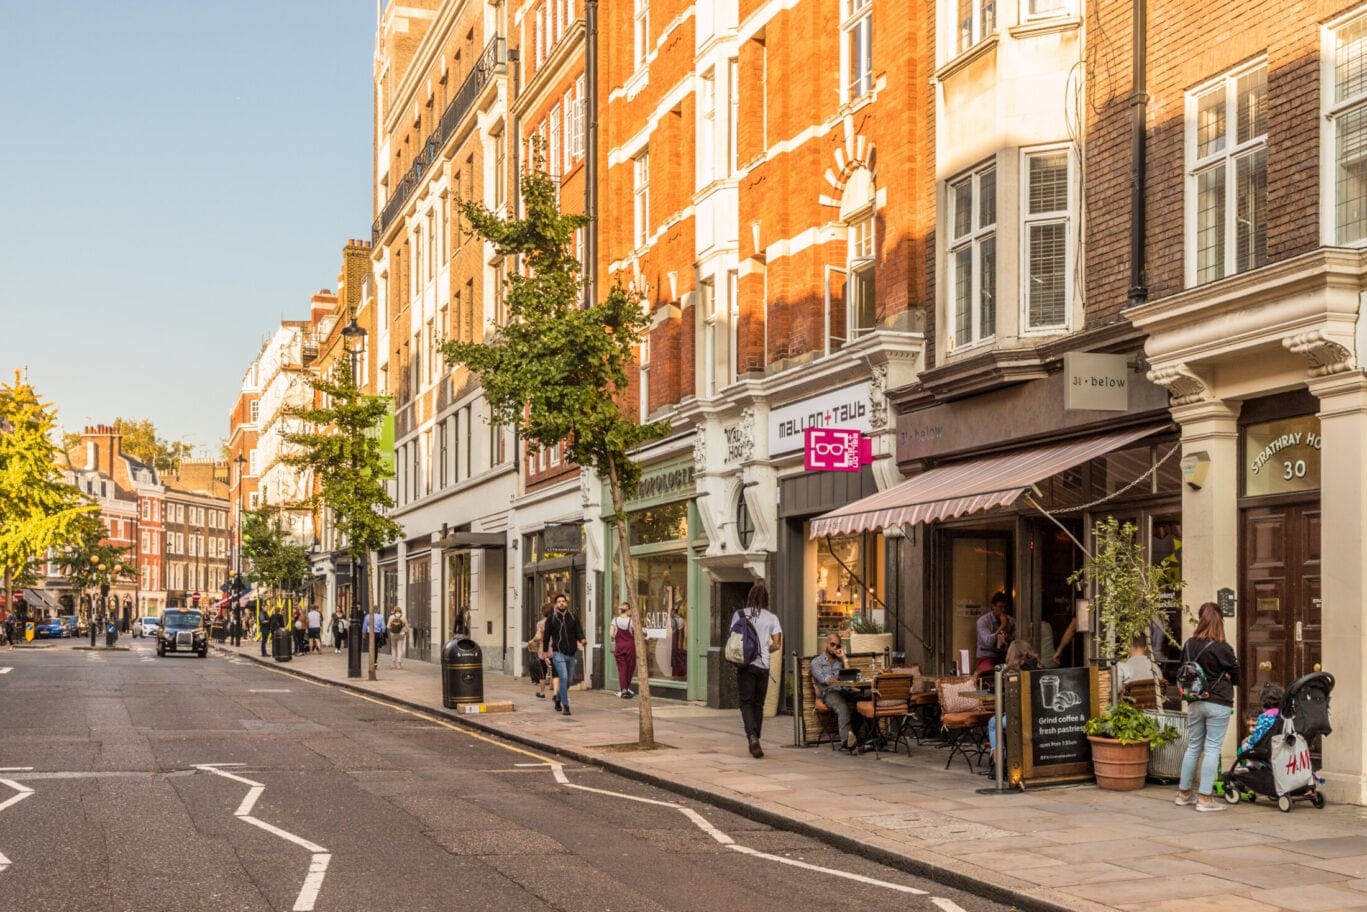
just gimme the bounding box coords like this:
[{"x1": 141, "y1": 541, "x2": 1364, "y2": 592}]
[{"x1": 608, "y1": 455, "x2": 654, "y2": 747}]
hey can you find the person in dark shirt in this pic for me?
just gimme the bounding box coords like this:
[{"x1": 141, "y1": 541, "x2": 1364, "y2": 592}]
[
  {"x1": 1175, "y1": 601, "x2": 1240, "y2": 812},
  {"x1": 540, "y1": 594, "x2": 586, "y2": 716}
]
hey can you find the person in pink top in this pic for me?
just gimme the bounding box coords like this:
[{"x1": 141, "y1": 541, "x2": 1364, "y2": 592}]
[{"x1": 612, "y1": 602, "x2": 638, "y2": 698}]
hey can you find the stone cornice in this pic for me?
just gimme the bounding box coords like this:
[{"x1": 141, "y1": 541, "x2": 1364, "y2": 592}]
[{"x1": 1127, "y1": 247, "x2": 1366, "y2": 373}]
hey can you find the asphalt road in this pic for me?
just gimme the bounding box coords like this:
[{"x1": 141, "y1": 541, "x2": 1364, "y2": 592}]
[{"x1": 0, "y1": 640, "x2": 1012, "y2": 912}]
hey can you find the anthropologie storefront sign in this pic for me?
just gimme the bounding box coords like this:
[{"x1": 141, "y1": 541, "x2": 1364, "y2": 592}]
[{"x1": 769, "y1": 382, "x2": 871, "y2": 456}]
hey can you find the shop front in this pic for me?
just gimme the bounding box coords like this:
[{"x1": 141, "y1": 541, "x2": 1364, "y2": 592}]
[
  {"x1": 603, "y1": 455, "x2": 710, "y2": 701},
  {"x1": 818, "y1": 342, "x2": 1178, "y2": 678}
]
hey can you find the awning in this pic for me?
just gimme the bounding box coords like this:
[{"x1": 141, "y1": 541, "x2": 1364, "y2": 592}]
[
  {"x1": 21, "y1": 588, "x2": 61, "y2": 610},
  {"x1": 438, "y1": 531, "x2": 506, "y2": 549},
  {"x1": 810, "y1": 425, "x2": 1165, "y2": 538}
]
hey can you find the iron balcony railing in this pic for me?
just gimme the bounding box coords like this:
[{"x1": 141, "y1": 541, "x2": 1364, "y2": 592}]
[{"x1": 373, "y1": 35, "x2": 507, "y2": 244}]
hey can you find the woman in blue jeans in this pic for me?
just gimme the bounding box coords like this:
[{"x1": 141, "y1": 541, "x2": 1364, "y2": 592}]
[{"x1": 1176, "y1": 602, "x2": 1240, "y2": 812}]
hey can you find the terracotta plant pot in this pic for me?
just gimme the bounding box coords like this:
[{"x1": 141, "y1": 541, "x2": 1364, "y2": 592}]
[{"x1": 1088, "y1": 735, "x2": 1150, "y2": 791}]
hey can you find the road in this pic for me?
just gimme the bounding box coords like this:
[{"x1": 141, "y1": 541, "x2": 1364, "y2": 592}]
[{"x1": 0, "y1": 640, "x2": 1011, "y2": 912}]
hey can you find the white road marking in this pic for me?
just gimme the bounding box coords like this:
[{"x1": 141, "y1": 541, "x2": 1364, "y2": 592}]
[
  {"x1": 0, "y1": 777, "x2": 34, "y2": 874},
  {"x1": 546, "y1": 763, "x2": 929, "y2": 897},
  {"x1": 196, "y1": 764, "x2": 329, "y2": 910},
  {"x1": 0, "y1": 768, "x2": 32, "y2": 772},
  {"x1": 343, "y1": 688, "x2": 953, "y2": 906},
  {"x1": 0, "y1": 667, "x2": 12, "y2": 674},
  {"x1": 248, "y1": 689, "x2": 292, "y2": 693}
]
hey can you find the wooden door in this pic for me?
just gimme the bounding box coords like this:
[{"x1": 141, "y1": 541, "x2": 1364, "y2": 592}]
[{"x1": 1240, "y1": 503, "x2": 1321, "y2": 727}]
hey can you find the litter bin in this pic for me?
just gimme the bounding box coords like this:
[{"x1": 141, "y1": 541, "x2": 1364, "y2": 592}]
[
  {"x1": 272, "y1": 627, "x2": 293, "y2": 662},
  {"x1": 442, "y1": 637, "x2": 483, "y2": 708},
  {"x1": 105, "y1": 623, "x2": 118, "y2": 647}
]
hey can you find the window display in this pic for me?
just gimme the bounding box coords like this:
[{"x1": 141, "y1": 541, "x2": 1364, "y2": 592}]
[{"x1": 814, "y1": 532, "x2": 883, "y2": 637}]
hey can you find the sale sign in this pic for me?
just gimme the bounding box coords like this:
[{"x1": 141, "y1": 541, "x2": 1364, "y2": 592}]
[{"x1": 804, "y1": 427, "x2": 873, "y2": 472}]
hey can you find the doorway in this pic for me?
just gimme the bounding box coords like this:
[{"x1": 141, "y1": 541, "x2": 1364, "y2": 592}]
[{"x1": 1240, "y1": 502, "x2": 1321, "y2": 727}]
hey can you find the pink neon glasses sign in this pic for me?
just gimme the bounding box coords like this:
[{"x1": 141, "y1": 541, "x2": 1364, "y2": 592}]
[{"x1": 803, "y1": 427, "x2": 873, "y2": 472}]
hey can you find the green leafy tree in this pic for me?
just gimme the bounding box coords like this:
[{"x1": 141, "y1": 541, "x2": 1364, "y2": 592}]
[
  {"x1": 283, "y1": 358, "x2": 401, "y2": 678},
  {"x1": 53, "y1": 512, "x2": 135, "y2": 617},
  {"x1": 444, "y1": 162, "x2": 669, "y2": 746},
  {"x1": 1068, "y1": 516, "x2": 1184, "y2": 662},
  {"x1": 0, "y1": 373, "x2": 95, "y2": 615},
  {"x1": 114, "y1": 417, "x2": 193, "y2": 473},
  {"x1": 240, "y1": 504, "x2": 311, "y2": 600}
]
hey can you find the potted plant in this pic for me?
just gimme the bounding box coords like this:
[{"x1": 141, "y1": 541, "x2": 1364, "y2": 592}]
[
  {"x1": 845, "y1": 615, "x2": 893, "y2": 656},
  {"x1": 1067, "y1": 516, "x2": 1184, "y2": 664},
  {"x1": 1084, "y1": 701, "x2": 1180, "y2": 789}
]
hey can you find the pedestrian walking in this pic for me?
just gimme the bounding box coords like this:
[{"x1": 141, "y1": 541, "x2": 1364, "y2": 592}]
[
  {"x1": 330, "y1": 608, "x2": 347, "y2": 653},
  {"x1": 527, "y1": 603, "x2": 552, "y2": 699},
  {"x1": 306, "y1": 605, "x2": 323, "y2": 654},
  {"x1": 612, "y1": 602, "x2": 637, "y2": 698},
  {"x1": 540, "y1": 593, "x2": 585, "y2": 716},
  {"x1": 388, "y1": 608, "x2": 407, "y2": 669},
  {"x1": 1175, "y1": 601, "x2": 1240, "y2": 812},
  {"x1": 292, "y1": 609, "x2": 308, "y2": 655},
  {"x1": 264, "y1": 605, "x2": 282, "y2": 656},
  {"x1": 730, "y1": 582, "x2": 782, "y2": 758},
  {"x1": 2, "y1": 611, "x2": 14, "y2": 649}
]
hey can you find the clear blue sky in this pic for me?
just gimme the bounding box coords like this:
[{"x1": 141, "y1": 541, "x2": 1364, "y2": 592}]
[{"x1": 0, "y1": 1, "x2": 375, "y2": 455}]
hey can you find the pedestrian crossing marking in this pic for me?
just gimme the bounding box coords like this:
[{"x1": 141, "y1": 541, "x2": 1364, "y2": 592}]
[{"x1": 0, "y1": 667, "x2": 11, "y2": 674}]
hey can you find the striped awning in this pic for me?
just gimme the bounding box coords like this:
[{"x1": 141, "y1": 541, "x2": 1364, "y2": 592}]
[{"x1": 809, "y1": 425, "x2": 1164, "y2": 538}]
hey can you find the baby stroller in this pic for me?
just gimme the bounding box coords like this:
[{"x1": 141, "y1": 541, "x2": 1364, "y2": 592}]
[{"x1": 1221, "y1": 671, "x2": 1334, "y2": 812}]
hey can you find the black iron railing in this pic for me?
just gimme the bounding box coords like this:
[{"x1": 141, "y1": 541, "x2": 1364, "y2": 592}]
[{"x1": 373, "y1": 36, "x2": 507, "y2": 244}]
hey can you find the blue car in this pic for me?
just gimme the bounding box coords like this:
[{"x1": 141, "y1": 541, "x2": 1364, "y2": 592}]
[{"x1": 34, "y1": 618, "x2": 66, "y2": 638}]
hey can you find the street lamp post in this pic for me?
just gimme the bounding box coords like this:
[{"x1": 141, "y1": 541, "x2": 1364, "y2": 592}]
[
  {"x1": 87, "y1": 554, "x2": 99, "y2": 646},
  {"x1": 340, "y1": 317, "x2": 367, "y2": 680},
  {"x1": 234, "y1": 452, "x2": 247, "y2": 646}
]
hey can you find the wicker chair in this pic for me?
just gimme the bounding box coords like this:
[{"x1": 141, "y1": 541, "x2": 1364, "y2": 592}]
[
  {"x1": 800, "y1": 656, "x2": 840, "y2": 747},
  {"x1": 936, "y1": 675, "x2": 994, "y2": 771},
  {"x1": 855, "y1": 671, "x2": 916, "y2": 757},
  {"x1": 1120, "y1": 677, "x2": 1166, "y2": 710}
]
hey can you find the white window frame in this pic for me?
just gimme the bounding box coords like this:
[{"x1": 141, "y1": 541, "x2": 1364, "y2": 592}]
[
  {"x1": 634, "y1": 0, "x2": 650, "y2": 70},
  {"x1": 633, "y1": 150, "x2": 650, "y2": 249},
  {"x1": 1020, "y1": 145, "x2": 1074, "y2": 333},
  {"x1": 846, "y1": 210, "x2": 877, "y2": 342},
  {"x1": 548, "y1": 103, "x2": 562, "y2": 180},
  {"x1": 727, "y1": 58, "x2": 739, "y2": 176},
  {"x1": 701, "y1": 277, "x2": 718, "y2": 398},
  {"x1": 639, "y1": 332, "x2": 651, "y2": 418},
  {"x1": 1185, "y1": 61, "x2": 1269, "y2": 286},
  {"x1": 947, "y1": 162, "x2": 997, "y2": 350},
  {"x1": 571, "y1": 76, "x2": 586, "y2": 163},
  {"x1": 1324, "y1": 12, "x2": 1367, "y2": 247},
  {"x1": 958, "y1": 0, "x2": 996, "y2": 55},
  {"x1": 840, "y1": 0, "x2": 873, "y2": 102},
  {"x1": 726, "y1": 269, "x2": 739, "y2": 386},
  {"x1": 700, "y1": 68, "x2": 717, "y2": 184},
  {"x1": 1021, "y1": 0, "x2": 1071, "y2": 21},
  {"x1": 535, "y1": 4, "x2": 546, "y2": 67}
]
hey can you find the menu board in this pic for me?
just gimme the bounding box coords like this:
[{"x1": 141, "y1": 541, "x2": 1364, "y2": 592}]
[
  {"x1": 1029, "y1": 666, "x2": 1093, "y2": 768},
  {"x1": 1004, "y1": 665, "x2": 1100, "y2": 786}
]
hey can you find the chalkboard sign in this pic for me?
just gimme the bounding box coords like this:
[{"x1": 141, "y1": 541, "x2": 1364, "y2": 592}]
[
  {"x1": 1005, "y1": 665, "x2": 1100, "y2": 786},
  {"x1": 1029, "y1": 666, "x2": 1092, "y2": 767}
]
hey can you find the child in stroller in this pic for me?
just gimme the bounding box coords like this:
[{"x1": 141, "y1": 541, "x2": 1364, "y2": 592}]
[{"x1": 1221, "y1": 671, "x2": 1334, "y2": 811}]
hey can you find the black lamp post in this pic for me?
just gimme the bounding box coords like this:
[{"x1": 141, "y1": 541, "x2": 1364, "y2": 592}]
[{"x1": 340, "y1": 317, "x2": 367, "y2": 679}]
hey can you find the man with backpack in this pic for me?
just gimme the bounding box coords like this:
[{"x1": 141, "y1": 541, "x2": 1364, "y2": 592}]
[
  {"x1": 728, "y1": 582, "x2": 783, "y2": 758},
  {"x1": 541, "y1": 593, "x2": 586, "y2": 716}
]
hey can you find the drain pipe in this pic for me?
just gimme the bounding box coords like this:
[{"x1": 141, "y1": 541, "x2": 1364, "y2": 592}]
[
  {"x1": 585, "y1": 0, "x2": 599, "y2": 308},
  {"x1": 1126, "y1": 0, "x2": 1149, "y2": 308}
]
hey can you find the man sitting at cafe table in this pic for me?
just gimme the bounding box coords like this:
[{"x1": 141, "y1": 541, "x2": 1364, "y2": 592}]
[{"x1": 811, "y1": 634, "x2": 868, "y2": 752}]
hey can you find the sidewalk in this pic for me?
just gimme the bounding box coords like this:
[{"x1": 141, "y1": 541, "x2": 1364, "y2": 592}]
[{"x1": 218, "y1": 641, "x2": 1367, "y2": 912}]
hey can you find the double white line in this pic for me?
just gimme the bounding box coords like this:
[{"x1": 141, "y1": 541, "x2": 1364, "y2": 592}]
[{"x1": 196, "y1": 764, "x2": 330, "y2": 911}]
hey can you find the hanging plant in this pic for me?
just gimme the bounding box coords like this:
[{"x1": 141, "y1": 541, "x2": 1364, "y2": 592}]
[{"x1": 1068, "y1": 516, "x2": 1184, "y2": 661}]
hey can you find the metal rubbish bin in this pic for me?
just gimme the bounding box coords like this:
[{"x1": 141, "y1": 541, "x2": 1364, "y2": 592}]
[
  {"x1": 272, "y1": 627, "x2": 293, "y2": 662},
  {"x1": 442, "y1": 637, "x2": 483, "y2": 708}
]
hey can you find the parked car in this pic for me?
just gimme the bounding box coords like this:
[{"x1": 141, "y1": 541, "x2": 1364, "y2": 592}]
[
  {"x1": 135, "y1": 617, "x2": 161, "y2": 638},
  {"x1": 156, "y1": 610, "x2": 207, "y2": 658},
  {"x1": 59, "y1": 616, "x2": 79, "y2": 637},
  {"x1": 34, "y1": 618, "x2": 66, "y2": 639}
]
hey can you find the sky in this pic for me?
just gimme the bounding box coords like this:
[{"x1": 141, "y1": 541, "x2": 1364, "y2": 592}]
[{"x1": 0, "y1": 1, "x2": 376, "y2": 456}]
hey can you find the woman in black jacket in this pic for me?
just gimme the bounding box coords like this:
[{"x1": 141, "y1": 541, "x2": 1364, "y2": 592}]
[{"x1": 1176, "y1": 601, "x2": 1240, "y2": 812}]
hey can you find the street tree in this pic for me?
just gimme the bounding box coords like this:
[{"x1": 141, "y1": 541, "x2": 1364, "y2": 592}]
[
  {"x1": 444, "y1": 161, "x2": 669, "y2": 746},
  {"x1": 52, "y1": 511, "x2": 135, "y2": 619},
  {"x1": 0, "y1": 373, "x2": 95, "y2": 615},
  {"x1": 283, "y1": 358, "x2": 401, "y2": 678},
  {"x1": 240, "y1": 503, "x2": 311, "y2": 604}
]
